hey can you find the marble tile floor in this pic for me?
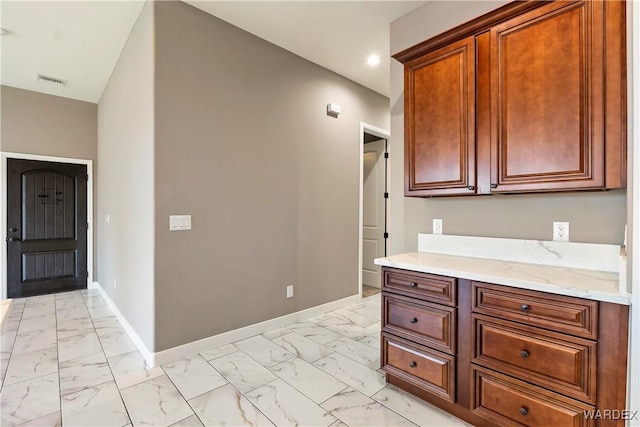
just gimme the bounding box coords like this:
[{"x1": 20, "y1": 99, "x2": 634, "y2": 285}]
[{"x1": 0, "y1": 289, "x2": 470, "y2": 427}]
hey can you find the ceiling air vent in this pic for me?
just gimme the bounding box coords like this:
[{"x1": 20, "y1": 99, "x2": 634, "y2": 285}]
[{"x1": 36, "y1": 74, "x2": 66, "y2": 86}]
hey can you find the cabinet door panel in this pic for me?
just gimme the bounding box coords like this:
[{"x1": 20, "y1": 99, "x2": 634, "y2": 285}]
[
  {"x1": 405, "y1": 36, "x2": 476, "y2": 196},
  {"x1": 490, "y1": 1, "x2": 604, "y2": 192}
]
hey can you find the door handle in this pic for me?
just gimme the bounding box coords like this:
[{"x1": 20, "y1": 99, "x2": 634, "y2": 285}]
[{"x1": 6, "y1": 237, "x2": 21, "y2": 242}]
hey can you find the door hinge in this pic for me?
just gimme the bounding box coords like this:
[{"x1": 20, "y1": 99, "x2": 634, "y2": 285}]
[
  {"x1": 384, "y1": 152, "x2": 389, "y2": 159},
  {"x1": 86, "y1": 271, "x2": 89, "y2": 278},
  {"x1": 86, "y1": 222, "x2": 89, "y2": 230},
  {"x1": 384, "y1": 192, "x2": 389, "y2": 199},
  {"x1": 384, "y1": 232, "x2": 389, "y2": 239}
]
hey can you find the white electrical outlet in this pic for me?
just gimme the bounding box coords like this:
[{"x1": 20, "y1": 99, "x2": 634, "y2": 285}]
[
  {"x1": 553, "y1": 222, "x2": 570, "y2": 242},
  {"x1": 113, "y1": 279, "x2": 117, "y2": 289},
  {"x1": 433, "y1": 219, "x2": 443, "y2": 235},
  {"x1": 286, "y1": 285, "x2": 294, "y2": 298}
]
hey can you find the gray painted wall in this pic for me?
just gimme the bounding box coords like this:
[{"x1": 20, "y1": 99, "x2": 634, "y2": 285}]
[
  {"x1": 388, "y1": 1, "x2": 628, "y2": 256},
  {"x1": 1, "y1": 85, "x2": 99, "y2": 279},
  {"x1": 97, "y1": 2, "x2": 155, "y2": 350},
  {"x1": 153, "y1": 1, "x2": 389, "y2": 351}
]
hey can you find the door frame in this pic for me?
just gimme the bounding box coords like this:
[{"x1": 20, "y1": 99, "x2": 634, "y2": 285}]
[
  {"x1": 1, "y1": 152, "x2": 93, "y2": 299},
  {"x1": 358, "y1": 122, "x2": 390, "y2": 298}
]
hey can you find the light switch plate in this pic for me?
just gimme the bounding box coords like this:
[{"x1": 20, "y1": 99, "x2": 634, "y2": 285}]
[{"x1": 170, "y1": 215, "x2": 191, "y2": 231}]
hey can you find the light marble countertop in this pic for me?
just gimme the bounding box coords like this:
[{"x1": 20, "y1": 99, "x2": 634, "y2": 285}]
[{"x1": 375, "y1": 251, "x2": 630, "y2": 305}]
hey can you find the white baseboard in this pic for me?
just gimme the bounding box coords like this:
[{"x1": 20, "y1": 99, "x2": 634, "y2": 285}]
[
  {"x1": 151, "y1": 294, "x2": 361, "y2": 367},
  {"x1": 90, "y1": 282, "x2": 155, "y2": 364},
  {"x1": 90, "y1": 281, "x2": 362, "y2": 367}
]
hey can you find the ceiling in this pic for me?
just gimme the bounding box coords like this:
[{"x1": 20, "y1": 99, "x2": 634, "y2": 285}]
[{"x1": 0, "y1": 1, "x2": 426, "y2": 104}]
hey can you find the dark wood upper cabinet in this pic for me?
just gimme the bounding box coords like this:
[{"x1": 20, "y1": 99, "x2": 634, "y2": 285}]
[
  {"x1": 395, "y1": 0, "x2": 626, "y2": 197},
  {"x1": 405, "y1": 36, "x2": 476, "y2": 196}
]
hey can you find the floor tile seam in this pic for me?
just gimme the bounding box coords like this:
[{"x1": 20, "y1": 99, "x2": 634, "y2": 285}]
[
  {"x1": 369, "y1": 388, "x2": 430, "y2": 427},
  {"x1": 159, "y1": 353, "x2": 228, "y2": 408},
  {"x1": 1, "y1": 363, "x2": 59, "y2": 388},
  {"x1": 268, "y1": 331, "x2": 337, "y2": 363},
  {"x1": 59, "y1": 377, "x2": 117, "y2": 398},
  {"x1": 73, "y1": 293, "x2": 134, "y2": 427},
  {"x1": 321, "y1": 343, "x2": 379, "y2": 371},
  {"x1": 336, "y1": 307, "x2": 380, "y2": 324},
  {"x1": 206, "y1": 351, "x2": 278, "y2": 388},
  {"x1": 264, "y1": 355, "x2": 362, "y2": 402},
  {"x1": 53, "y1": 294, "x2": 64, "y2": 426},
  {"x1": 241, "y1": 377, "x2": 322, "y2": 427},
  {"x1": 187, "y1": 380, "x2": 275, "y2": 427},
  {"x1": 231, "y1": 338, "x2": 296, "y2": 369},
  {"x1": 0, "y1": 303, "x2": 25, "y2": 389}
]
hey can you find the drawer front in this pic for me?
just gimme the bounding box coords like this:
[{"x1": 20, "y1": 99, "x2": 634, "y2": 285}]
[
  {"x1": 383, "y1": 268, "x2": 456, "y2": 306},
  {"x1": 383, "y1": 293, "x2": 456, "y2": 354},
  {"x1": 472, "y1": 366, "x2": 594, "y2": 427},
  {"x1": 473, "y1": 315, "x2": 596, "y2": 404},
  {"x1": 472, "y1": 281, "x2": 598, "y2": 339},
  {"x1": 382, "y1": 333, "x2": 455, "y2": 402}
]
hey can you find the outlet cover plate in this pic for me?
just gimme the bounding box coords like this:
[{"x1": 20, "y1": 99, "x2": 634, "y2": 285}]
[
  {"x1": 553, "y1": 221, "x2": 570, "y2": 242},
  {"x1": 433, "y1": 219, "x2": 443, "y2": 235}
]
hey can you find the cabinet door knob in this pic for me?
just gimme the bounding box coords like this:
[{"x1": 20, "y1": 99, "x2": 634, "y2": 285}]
[
  {"x1": 520, "y1": 350, "x2": 529, "y2": 358},
  {"x1": 409, "y1": 361, "x2": 417, "y2": 368},
  {"x1": 519, "y1": 407, "x2": 528, "y2": 416},
  {"x1": 409, "y1": 282, "x2": 418, "y2": 288},
  {"x1": 521, "y1": 304, "x2": 530, "y2": 312},
  {"x1": 409, "y1": 317, "x2": 418, "y2": 324},
  {"x1": 467, "y1": 185, "x2": 475, "y2": 191},
  {"x1": 491, "y1": 183, "x2": 498, "y2": 189}
]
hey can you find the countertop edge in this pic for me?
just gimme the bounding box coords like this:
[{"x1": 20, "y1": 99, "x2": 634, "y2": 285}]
[{"x1": 375, "y1": 255, "x2": 631, "y2": 306}]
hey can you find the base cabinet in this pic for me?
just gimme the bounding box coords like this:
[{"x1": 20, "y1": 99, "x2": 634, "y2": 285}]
[{"x1": 380, "y1": 267, "x2": 629, "y2": 427}]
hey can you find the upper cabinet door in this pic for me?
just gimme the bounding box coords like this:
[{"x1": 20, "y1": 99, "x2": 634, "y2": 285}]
[
  {"x1": 489, "y1": 1, "x2": 606, "y2": 192},
  {"x1": 405, "y1": 36, "x2": 476, "y2": 197}
]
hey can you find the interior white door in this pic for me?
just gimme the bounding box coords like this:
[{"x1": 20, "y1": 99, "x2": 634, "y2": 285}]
[{"x1": 362, "y1": 138, "x2": 386, "y2": 288}]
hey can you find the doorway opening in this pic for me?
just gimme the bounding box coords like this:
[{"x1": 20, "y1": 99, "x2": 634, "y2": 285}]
[
  {"x1": 2, "y1": 153, "x2": 93, "y2": 299},
  {"x1": 359, "y1": 123, "x2": 390, "y2": 299}
]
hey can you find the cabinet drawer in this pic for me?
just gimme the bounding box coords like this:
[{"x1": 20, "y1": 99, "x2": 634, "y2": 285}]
[
  {"x1": 383, "y1": 293, "x2": 456, "y2": 354},
  {"x1": 473, "y1": 315, "x2": 596, "y2": 404},
  {"x1": 472, "y1": 366, "x2": 595, "y2": 427},
  {"x1": 383, "y1": 268, "x2": 456, "y2": 306},
  {"x1": 382, "y1": 333, "x2": 455, "y2": 402},
  {"x1": 472, "y1": 281, "x2": 598, "y2": 339}
]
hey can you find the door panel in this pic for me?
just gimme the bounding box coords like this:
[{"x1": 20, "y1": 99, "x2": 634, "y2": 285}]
[
  {"x1": 7, "y1": 159, "x2": 88, "y2": 298},
  {"x1": 22, "y1": 170, "x2": 76, "y2": 241},
  {"x1": 490, "y1": 1, "x2": 605, "y2": 191},
  {"x1": 404, "y1": 35, "x2": 476, "y2": 196},
  {"x1": 362, "y1": 139, "x2": 386, "y2": 288}
]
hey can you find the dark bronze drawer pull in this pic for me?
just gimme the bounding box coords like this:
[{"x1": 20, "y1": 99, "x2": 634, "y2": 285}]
[
  {"x1": 409, "y1": 282, "x2": 418, "y2": 288},
  {"x1": 409, "y1": 361, "x2": 417, "y2": 368},
  {"x1": 520, "y1": 350, "x2": 529, "y2": 358},
  {"x1": 409, "y1": 317, "x2": 418, "y2": 324},
  {"x1": 519, "y1": 407, "x2": 528, "y2": 416},
  {"x1": 521, "y1": 304, "x2": 530, "y2": 312}
]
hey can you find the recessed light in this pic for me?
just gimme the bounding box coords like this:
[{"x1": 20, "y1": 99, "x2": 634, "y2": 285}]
[
  {"x1": 0, "y1": 28, "x2": 9, "y2": 36},
  {"x1": 367, "y1": 54, "x2": 381, "y2": 66}
]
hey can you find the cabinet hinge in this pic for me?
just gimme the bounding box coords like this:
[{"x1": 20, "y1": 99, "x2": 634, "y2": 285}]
[
  {"x1": 384, "y1": 192, "x2": 389, "y2": 199},
  {"x1": 384, "y1": 232, "x2": 389, "y2": 239},
  {"x1": 384, "y1": 152, "x2": 389, "y2": 159}
]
